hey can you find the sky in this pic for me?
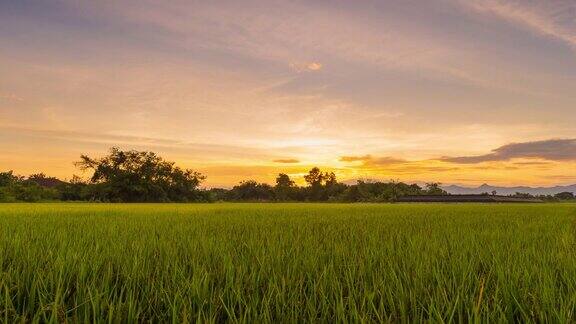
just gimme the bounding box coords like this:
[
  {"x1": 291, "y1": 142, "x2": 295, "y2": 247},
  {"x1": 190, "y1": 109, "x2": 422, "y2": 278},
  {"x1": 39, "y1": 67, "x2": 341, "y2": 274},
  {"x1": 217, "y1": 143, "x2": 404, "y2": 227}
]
[{"x1": 1, "y1": 0, "x2": 575, "y2": 187}]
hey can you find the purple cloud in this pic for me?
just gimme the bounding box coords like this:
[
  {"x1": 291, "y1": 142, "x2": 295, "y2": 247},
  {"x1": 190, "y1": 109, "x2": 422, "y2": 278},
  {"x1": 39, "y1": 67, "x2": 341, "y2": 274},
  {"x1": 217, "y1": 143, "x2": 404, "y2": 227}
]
[{"x1": 442, "y1": 139, "x2": 576, "y2": 163}]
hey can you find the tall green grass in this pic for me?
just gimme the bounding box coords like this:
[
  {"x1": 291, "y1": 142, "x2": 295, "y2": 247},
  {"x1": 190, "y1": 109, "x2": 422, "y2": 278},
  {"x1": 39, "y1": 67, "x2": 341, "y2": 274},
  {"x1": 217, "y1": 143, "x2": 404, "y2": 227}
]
[{"x1": 0, "y1": 203, "x2": 575, "y2": 322}]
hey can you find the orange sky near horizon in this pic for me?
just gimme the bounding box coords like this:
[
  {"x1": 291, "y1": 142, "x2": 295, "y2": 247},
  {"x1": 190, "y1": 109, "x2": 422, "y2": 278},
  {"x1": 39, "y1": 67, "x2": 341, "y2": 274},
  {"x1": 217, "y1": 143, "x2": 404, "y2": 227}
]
[{"x1": 1, "y1": 0, "x2": 575, "y2": 187}]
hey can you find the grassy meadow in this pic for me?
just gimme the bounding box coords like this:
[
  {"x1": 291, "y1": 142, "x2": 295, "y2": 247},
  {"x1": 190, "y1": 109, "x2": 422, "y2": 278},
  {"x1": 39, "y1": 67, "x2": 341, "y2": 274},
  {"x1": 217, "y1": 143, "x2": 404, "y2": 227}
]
[{"x1": 1, "y1": 203, "x2": 575, "y2": 322}]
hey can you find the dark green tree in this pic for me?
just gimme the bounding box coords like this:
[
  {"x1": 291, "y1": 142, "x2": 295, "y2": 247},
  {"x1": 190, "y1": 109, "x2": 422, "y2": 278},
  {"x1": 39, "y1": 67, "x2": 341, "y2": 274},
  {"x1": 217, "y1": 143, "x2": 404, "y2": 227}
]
[
  {"x1": 230, "y1": 180, "x2": 274, "y2": 201},
  {"x1": 75, "y1": 147, "x2": 206, "y2": 202},
  {"x1": 303, "y1": 168, "x2": 346, "y2": 201},
  {"x1": 424, "y1": 182, "x2": 447, "y2": 195},
  {"x1": 274, "y1": 173, "x2": 296, "y2": 201},
  {"x1": 554, "y1": 192, "x2": 574, "y2": 200},
  {"x1": 337, "y1": 180, "x2": 424, "y2": 202},
  {"x1": 0, "y1": 171, "x2": 20, "y2": 187},
  {"x1": 0, "y1": 171, "x2": 59, "y2": 202}
]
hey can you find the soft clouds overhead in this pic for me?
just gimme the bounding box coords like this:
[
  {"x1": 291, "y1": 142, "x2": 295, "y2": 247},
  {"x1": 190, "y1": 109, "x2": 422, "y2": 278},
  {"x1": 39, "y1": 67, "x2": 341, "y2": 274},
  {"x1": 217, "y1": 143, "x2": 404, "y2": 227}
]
[
  {"x1": 340, "y1": 155, "x2": 407, "y2": 166},
  {"x1": 0, "y1": 0, "x2": 575, "y2": 186},
  {"x1": 273, "y1": 159, "x2": 301, "y2": 164},
  {"x1": 457, "y1": 0, "x2": 576, "y2": 49}
]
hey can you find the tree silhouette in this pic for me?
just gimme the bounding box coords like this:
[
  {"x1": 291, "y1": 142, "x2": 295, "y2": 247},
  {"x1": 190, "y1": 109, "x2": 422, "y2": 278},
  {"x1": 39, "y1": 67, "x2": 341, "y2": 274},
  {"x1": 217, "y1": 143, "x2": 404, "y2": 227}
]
[
  {"x1": 274, "y1": 173, "x2": 296, "y2": 201},
  {"x1": 75, "y1": 147, "x2": 206, "y2": 202}
]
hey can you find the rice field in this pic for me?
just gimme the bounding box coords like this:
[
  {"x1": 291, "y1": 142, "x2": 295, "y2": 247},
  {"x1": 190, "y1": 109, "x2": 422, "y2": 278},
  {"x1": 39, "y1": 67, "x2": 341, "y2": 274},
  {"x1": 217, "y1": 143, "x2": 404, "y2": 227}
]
[{"x1": 1, "y1": 203, "x2": 575, "y2": 322}]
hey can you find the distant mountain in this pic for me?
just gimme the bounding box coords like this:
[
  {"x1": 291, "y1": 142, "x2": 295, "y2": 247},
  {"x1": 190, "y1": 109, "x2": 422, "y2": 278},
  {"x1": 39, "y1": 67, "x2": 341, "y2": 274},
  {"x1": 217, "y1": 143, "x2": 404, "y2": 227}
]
[
  {"x1": 442, "y1": 184, "x2": 576, "y2": 196},
  {"x1": 26, "y1": 176, "x2": 67, "y2": 188}
]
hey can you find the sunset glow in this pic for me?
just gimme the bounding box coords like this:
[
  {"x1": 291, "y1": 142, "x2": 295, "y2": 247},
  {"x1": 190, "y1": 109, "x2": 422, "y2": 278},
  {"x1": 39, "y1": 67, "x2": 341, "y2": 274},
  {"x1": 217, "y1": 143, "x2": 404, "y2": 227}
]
[{"x1": 1, "y1": 0, "x2": 575, "y2": 187}]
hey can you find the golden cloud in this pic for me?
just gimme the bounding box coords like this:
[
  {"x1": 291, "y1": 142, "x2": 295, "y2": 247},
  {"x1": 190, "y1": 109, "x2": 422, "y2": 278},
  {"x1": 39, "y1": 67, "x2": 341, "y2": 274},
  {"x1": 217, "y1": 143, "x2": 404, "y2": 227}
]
[
  {"x1": 290, "y1": 61, "x2": 323, "y2": 72},
  {"x1": 340, "y1": 155, "x2": 406, "y2": 165},
  {"x1": 273, "y1": 158, "x2": 300, "y2": 164}
]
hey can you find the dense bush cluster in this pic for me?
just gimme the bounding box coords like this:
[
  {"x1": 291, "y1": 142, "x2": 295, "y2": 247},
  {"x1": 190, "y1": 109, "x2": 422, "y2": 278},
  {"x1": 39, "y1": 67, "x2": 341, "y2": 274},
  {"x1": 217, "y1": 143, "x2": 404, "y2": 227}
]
[
  {"x1": 209, "y1": 171, "x2": 445, "y2": 203},
  {"x1": 1, "y1": 148, "x2": 209, "y2": 203},
  {"x1": 1, "y1": 148, "x2": 574, "y2": 203},
  {"x1": 74, "y1": 148, "x2": 208, "y2": 202},
  {"x1": 0, "y1": 172, "x2": 60, "y2": 202}
]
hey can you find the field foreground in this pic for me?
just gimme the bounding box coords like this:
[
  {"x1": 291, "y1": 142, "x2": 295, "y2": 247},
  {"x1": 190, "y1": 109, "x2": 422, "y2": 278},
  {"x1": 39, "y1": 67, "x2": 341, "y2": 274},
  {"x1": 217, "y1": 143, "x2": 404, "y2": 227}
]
[{"x1": 1, "y1": 203, "x2": 575, "y2": 322}]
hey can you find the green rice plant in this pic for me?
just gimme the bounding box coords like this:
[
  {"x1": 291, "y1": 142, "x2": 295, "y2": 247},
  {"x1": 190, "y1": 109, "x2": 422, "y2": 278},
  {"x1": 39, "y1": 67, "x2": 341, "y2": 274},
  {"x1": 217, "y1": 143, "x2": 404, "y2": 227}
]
[{"x1": 0, "y1": 203, "x2": 575, "y2": 322}]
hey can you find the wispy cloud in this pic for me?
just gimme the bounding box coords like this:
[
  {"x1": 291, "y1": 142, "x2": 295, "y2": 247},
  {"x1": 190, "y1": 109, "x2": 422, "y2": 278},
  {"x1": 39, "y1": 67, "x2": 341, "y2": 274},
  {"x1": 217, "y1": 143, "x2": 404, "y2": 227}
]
[
  {"x1": 442, "y1": 138, "x2": 576, "y2": 163},
  {"x1": 0, "y1": 125, "x2": 279, "y2": 160},
  {"x1": 99, "y1": 0, "x2": 496, "y2": 88},
  {"x1": 273, "y1": 158, "x2": 300, "y2": 164},
  {"x1": 339, "y1": 155, "x2": 373, "y2": 163},
  {"x1": 458, "y1": 0, "x2": 576, "y2": 49},
  {"x1": 2, "y1": 0, "x2": 576, "y2": 186},
  {"x1": 290, "y1": 62, "x2": 323, "y2": 73},
  {"x1": 340, "y1": 155, "x2": 406, "y2": 166},
  {"x1": 0, "y1": 92, "x2": 23, "y2": 101}
]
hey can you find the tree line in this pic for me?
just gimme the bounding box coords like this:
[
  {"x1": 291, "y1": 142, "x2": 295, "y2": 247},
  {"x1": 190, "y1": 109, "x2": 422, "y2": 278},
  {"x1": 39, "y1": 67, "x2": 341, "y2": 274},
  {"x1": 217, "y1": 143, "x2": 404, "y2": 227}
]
[{"x1": 1, "y1": 148, "x2": 574, "y2": 203}]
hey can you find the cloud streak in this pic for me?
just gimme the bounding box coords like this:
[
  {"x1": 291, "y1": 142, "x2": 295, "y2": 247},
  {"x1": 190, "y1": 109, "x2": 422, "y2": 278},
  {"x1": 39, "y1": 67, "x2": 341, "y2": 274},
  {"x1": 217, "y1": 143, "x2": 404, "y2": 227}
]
[
  {"x1": 0, "y1": 125, "x2": 281, "y2": 161},
  {"x1": 459, "y1": 0, "x2": 576, "y2": 49},
  {"x1": 290, "y1": 62, "x2": 323, "y2": 73},
  {"x1": 97, "y1": 0, "x2": 501, "y2": 88},
  {"x1": 340, "y1": 155, "x2": 406, "y2": 166},
  {"x1": 273, "y1": 159, "x2": 300, "y2": 164},
  {"x1": 0, "y1": 92, "x2": 23, "y2": 101},
  {"x1": 442, "y1": 139, "x2": 576, "y2": 163}
]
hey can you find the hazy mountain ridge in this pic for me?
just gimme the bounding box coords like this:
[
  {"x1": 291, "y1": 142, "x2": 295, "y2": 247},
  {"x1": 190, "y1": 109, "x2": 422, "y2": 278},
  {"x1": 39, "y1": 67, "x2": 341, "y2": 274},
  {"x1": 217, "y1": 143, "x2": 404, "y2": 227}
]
[{"x1": 442, "y1": 184, "x2": 576, "y2": 196}]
